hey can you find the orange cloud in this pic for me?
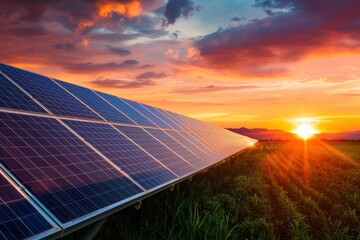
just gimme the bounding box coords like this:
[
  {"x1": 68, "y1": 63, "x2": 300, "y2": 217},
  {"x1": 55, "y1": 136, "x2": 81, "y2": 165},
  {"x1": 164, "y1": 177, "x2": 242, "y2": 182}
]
[{"x1": 97, "y1": 1, "x2": 143, "y2": 18}]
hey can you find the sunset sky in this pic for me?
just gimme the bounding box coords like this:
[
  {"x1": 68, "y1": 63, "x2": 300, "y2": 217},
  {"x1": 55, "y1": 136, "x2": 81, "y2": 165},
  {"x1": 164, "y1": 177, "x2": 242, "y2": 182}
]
[{"x1": 1, "y1": 0, "x2": 359, "y2": 133}]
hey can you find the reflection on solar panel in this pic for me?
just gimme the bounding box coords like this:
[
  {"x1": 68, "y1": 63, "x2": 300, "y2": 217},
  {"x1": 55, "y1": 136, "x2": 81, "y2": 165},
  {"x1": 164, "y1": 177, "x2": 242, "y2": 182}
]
[
  {"x1": 0, "y1": 64, "x2": 101, "y2": 120},
  {"x1": 121, "y1": 98, "x2": 171, "y2": 128},
  {"x1": 95, "y1": 92, "x2": 158, "y2": 127},
  {"x1": 56, "y1": 80, "x2": 135, "y2": 124},
  {"x1": 0, "y1": 171, "x2": 59, "y2": 240},
  {"x1": 63, "y1": 120, "x2": 177, "y2": 190},
  {"x1": 0, "y1": 62, "x2": 256, "y2": 239},
  {"x1": 0, "y1": 112, "x2": 142, "y2": 224},
  {"x1": 116, "y1": 126, "x2": 195, "y2": 176},
  {"x1": 145, "y1": 128, "x2": 207, "y2": 168},
  {"x1": 0, "y1": 73, "x2": 47, "y2": 114}
]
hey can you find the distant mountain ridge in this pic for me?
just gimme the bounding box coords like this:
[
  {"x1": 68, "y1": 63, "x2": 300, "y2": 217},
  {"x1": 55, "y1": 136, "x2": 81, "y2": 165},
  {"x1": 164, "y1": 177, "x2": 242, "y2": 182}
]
[{"x1": 227, "y1": 127, "x2": 360, "y2": 140}]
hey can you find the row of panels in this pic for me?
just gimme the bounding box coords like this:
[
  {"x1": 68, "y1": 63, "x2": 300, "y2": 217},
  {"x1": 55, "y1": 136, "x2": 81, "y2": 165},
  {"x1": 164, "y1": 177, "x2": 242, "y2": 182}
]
[
  {"x1": 0, "y1": 111, "x2": 252, "y2": 239},
  {"x1": 0, "y1": 63, "x2": 233, "y2": 135},
  {"x1": 0, "y1": 63, "x2": 256, "y2": 239}
]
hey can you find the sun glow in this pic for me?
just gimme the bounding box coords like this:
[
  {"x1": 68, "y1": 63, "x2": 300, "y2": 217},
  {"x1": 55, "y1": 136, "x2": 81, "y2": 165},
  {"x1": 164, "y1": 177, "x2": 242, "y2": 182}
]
[{"x1": 292, "y1": 118, "x2": 319, "y2": 140}]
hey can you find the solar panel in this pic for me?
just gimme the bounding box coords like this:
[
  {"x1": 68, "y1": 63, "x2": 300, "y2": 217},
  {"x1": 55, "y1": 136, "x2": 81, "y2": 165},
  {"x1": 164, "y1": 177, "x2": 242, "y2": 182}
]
[
  {"x1": 157, "y1": 109, "x2": 189, "y2": 131},
  {"x1": 0, "y1": 112, "x2": 143, "y2": 224},
  {"x1": 141, "y1": 105, "x2": 182, "y2": 130},
  {"x1": 144, "y1": 129, "x2": 206, "y2": 168},
  {"x1": 166, "y1": 131, "x2": 209, "y2": 158},
  {"x1": 0, "y1": 64, "x2": 101, "y2": 120},
  {"x1": 63, "y1": 120, "x2": 178, "y2": 190},
  {"x1": 0, "y1": 72, "x2": 47, "y2": 114},
  {"x1": 121, "y1": 99, "x2": 171, "y2": 129},
  {"x1": 177, "y1": 131, "x2": 220, "y2": 162},
  {"x1": 0, "y1": 170, "x2": 59, "y2": 240},
  {"x1": 56, "y1": 80, "x2": 135, "y2": 124},
  {"x1": 115, "y1": 125, "x2": 195, "y2": 176},
  {"x1": 95, "y1": 92, "x2": 157, "y2": 127},
  {"x1": 0, "y1": 63, "x2": 256, "y2": 239}
]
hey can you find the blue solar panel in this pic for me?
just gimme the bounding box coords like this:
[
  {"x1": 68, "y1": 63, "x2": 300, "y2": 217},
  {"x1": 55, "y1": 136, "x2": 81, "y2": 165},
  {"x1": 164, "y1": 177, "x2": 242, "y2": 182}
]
[
  {"x1": 165, "y1": 131, "x2": 210, "y2": 166},
  {"x1": 121, "y1": 99, "x2": 171, "y2": 129},
  {"x1": 0, "y1": 64, "x2": 101, "y2": 120},
  {"x1": 0, "y1": 172, "x2": 57, "y2": 240},
  {"x1": 63, "y1": 120, "x2": 177, "y2": 190},
  {"x1": 157, "y1": 109, "x2": 188, "y2": 130},
  {"x1": 141, "y1": 105, "x2": 182, "y2": 130},
  {"x1": 115, "y1": 126, "x2": 195, "y2": 176},
  {"x1": 0, "y1": 112, "x2": 142, "y2": 224},
  {"x1": 177, "y1": 131, "x2": 220, "y2": 162},
  {"x1": 0, "y1": 73, "x2": 47, "y2": 114},
  {"x1": 145, "y1": 129, "x2": 205, "y2": 169},
  {"x1": 95, "y1": 92, "x2": 157, "y2": 127},
  {"x1": 57, "y1": 80, "x2": 135, "y2": 124}
]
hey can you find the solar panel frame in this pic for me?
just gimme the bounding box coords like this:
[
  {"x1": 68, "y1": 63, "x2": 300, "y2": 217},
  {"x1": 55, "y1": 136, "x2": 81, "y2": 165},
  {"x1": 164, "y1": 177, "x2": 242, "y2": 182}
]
[{"x1": 0, "y1": 166, "x2": 61, "y2": 240}]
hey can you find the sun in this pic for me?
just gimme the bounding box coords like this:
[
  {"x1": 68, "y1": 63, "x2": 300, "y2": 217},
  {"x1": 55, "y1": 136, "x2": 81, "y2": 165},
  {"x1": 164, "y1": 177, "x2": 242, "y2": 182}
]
[{"x1": 292, "y1": 118, "x2": 319, "y2": 140}]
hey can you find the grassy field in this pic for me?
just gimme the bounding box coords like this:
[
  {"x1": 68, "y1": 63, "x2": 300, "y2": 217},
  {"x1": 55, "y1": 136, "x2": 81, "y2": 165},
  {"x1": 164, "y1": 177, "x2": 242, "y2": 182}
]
[{"x1": 67, "y1": 140, "x2": 360, "y2": 240}]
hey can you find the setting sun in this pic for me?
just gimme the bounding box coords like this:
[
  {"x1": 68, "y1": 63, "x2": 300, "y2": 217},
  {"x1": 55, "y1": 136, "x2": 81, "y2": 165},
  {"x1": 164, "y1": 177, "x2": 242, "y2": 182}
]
[{"x1": 292, "y1": 118, "x2": 319, "y2": 139}]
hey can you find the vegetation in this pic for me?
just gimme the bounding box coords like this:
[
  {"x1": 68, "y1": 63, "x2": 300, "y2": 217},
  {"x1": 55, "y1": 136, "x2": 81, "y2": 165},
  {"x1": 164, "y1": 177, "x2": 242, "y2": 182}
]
[{"x1": 66, "y1": 141, "x2": 360, "y2": 240}]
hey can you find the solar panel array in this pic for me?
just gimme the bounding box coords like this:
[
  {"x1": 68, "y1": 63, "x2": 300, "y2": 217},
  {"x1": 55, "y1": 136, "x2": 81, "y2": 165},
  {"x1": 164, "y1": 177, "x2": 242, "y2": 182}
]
[{"x1": 0, "y1": 63, "x2": 256, "y2": 239}]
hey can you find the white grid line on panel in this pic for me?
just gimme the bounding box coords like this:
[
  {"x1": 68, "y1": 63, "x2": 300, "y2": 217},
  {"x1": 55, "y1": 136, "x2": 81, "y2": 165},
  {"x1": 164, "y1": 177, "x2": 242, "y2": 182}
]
[
  {"x1": 0, "y1": 163, "x2": 63, "y2": 230},
  {"x1": 139, "y1": 104, "x2": 174, "y2": 129},
  {"x1": 0, "y1": 71, "x2": 54, "y2": 116},
  {"x1": 93, "y1": 91, "x2": 161, "y2": 129},
  {"x1": 90, "y1": 90, "x2": 142, "y2": 126},
  {"x1": 55, "y1": 118, "x2": 147, "y2": 192},
  {"x1": 50, "y1": 83, "x2": 181, "y2": 178},
  {"x1": 132, "y1": 126, "x2": 196, "y2": 168},
  {"x1": 50, "y1": 78, "x2": 108, "y2": 122},
  {"x1": 108, "y1": 124, "x2": 180, "y2": 178}
]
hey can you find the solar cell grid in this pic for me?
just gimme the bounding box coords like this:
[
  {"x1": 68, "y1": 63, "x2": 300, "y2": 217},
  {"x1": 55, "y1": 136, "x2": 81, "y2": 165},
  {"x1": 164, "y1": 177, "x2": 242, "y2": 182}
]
[
  {"x1": 165, "y1": 131, "x2": 210, "y2": 165},
  {"x1": 121, "y1": 99, "x2": 171, "y2": 129},
  {"x1": 0, "y1": 112, "x2": 142, "y2": 224},
  {"x1": 57, "y1": 80, "x2": 135, "y2": 124},
  {"x1": 145, "y1": 129, "x2": 205, "y2": 169},
  {"x1": 95, "y1": 92, "x2": 157, "y2": 127},
  {"x1": 115, "y1": 125, "x2": 195, "y2": 176},
  {"x1": 0, "y1": 172, "x2": 56, "y2": 240},
  {"x1": 63, "y1": 120, "x2": 177, "y2": 190},
  {"x1": 177, "y1": 131, "x2": 220, "y2": 162},
  {"x1": 0, "y1": 64, "x2": 101, "y2": 120},
  {"x1": 0, "y1": 73, "x2": 47, "y2": 114},
  {"x1": 158, "y1": 110, "x2": 188, "y2": 131},
  {"x1": 141, "y1": 105, "x2": 181, "y2": 130}
]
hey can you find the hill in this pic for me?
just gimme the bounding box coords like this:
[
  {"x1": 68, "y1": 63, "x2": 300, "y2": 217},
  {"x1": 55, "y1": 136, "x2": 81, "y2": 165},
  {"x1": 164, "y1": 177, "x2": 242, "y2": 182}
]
[
  {"x1": 227, "y1": 127, "x2": 297, "y2": 140},
  {"x1": 228, "y1": 127, "x2": 360, "y2": 140}
]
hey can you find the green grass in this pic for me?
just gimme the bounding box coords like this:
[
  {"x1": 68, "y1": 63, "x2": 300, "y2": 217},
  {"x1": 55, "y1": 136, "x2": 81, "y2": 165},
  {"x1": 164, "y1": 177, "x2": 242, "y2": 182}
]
[{"x1": 65, "y1": 141, "x2": 360, "y2": 240}]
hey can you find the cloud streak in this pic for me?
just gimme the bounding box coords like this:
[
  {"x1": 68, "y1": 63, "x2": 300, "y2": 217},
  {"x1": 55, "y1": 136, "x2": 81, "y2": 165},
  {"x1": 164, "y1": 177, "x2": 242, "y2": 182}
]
[
  {"x1": 89, "y1": 77, "x2": 155, "y2": 88},
  {"x1": 136, "y1": 71, "x2": 167, "y2": 79},
  {"x1": 60, "y1": 60, "x2": 139, "y2": 73},
  {"x1": 173, "y1": 84, "x2": 260, "y2": 94},
  {"x1": 106, "y1": 45, "x2": 131, "y2": 56}
]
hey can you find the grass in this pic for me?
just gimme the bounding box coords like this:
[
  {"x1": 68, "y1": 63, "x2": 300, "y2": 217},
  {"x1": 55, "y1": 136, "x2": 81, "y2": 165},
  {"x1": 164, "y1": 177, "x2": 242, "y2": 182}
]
[{"x1": 65, "y1": 140, "x2": 360, "y2": 240}]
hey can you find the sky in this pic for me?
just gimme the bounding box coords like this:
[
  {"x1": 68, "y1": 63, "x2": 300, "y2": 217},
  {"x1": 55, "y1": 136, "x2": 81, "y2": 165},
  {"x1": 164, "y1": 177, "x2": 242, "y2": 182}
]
[{"x1": 1, "y1": 0, "x2": 360, "y2": 133}]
